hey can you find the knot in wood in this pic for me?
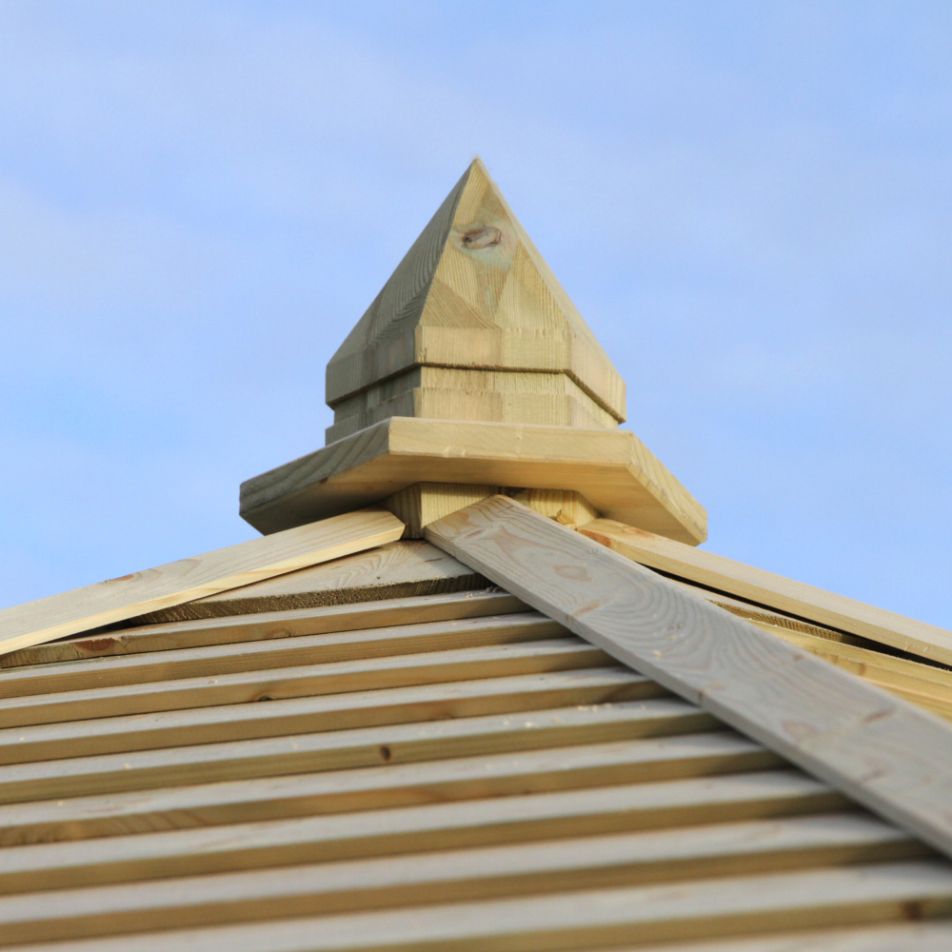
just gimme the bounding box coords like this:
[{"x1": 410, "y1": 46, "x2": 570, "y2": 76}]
[{"x1": 461, "y1": 225, "x2": 502, "y2": 250}]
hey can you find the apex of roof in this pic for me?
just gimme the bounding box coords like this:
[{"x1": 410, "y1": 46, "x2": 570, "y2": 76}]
[
  {"x1": 240, "y1": 160, "x2": 706, "y2": 543},
  {"x1": 324, "y1": 157, "x2": 626, "y2": 443}
]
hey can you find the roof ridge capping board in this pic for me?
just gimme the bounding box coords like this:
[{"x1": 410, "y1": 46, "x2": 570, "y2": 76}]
[
  {"x1": 425, "y1": 495, "x2": 952, "y2": 859},
  {"x1": 580, "y1": 517, "x2": 952, "y2": 668},
  {"x1": 0, "y1": 509, "x2": 405, "y2": 658}
]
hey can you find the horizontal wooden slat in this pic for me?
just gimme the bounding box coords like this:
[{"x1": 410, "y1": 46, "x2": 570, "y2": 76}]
[
  {"x1": 0, "y1": 732, "x2": 783, "y2": 846},
  {"x1": 654, "y1": 921, "x2": 952, "y2": 950},
  {"x1": 755, "y1": 622, "x2": 952, "y2": 712},
  {"x1": 15, "y1": 861, "x2": 952, "y2": 950},
  {"x1": 0, "y1": 697, "x2": 716, "y2": 804},
  {"x1": 0, "y1": 638, "x2": 609, "y2": 728},
  {"x1": 0, "y1": 667, "x2": 661, "y2": 765},
  {"x1": 427, "y1": 497, "x2": 952, "y2": 859},
  {"x1": 0, "y1": 814, "x2": 919, "y2": 944},
  {"x1": 0, "y1": 771, "x2": 849, "y2": 895},
  {"x1": 0, "y1": 611, "x2": 558, "y2": 697},
  {"x1": 138, "y1": 540, "x2": 486, "y2": 624},
  {"x1": 0, "y1": 509, "x2": 405, "y2": 657},
  {"x1": 690, "y1": 599, "x2": 952, "y2": 719},
  {"x1": 885, "y1": 687, "x2": 952, "y2": 721},
  {"x1": 580, "y1": 517, "x2": 952, "y2": 666},
  {"x1": 0, "y1": 590, "x2": 526, "y2": 670}
]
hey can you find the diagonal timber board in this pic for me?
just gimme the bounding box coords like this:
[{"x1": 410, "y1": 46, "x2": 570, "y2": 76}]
[
  {"x1": 581, "y1": 518, "x2": 952, "y2": 667},
  {"x1": 0, "y1": 509, "x2": 404, "y2": 658},
  {"x1": 426, "y1": 496, "x2": 952, "y2": 859}
]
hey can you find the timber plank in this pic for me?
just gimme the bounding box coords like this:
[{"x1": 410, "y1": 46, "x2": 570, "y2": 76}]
[
  {"x1": 0, "y1": 698, "x2": 716, "y2": 804},
  {"x1": 668, "y1": 584, "x2": 952, "y2": 715},
  {"x1": 0, "y1": 509, "x2": 405, "y2": 657},
  {"x1": 0, "y1": 668, "x2": 661, "y2": 765},
  {"x1": 0, "y1": 638, "x2": 611, "y2": 727},
  {"x1": 0, "y1": 733, "x2": 784, "y2": 846},
  {"x1": 0, "y1": 814, "x2": 919, "y2": 944},
  {"x1": 0, "y1": 612, "x2": 560, "y2": 697},
  {"x1": 652, "y1": 921, "x2": 952, "y2": 950},
  {"x1": 138, "y1": 541, "x2": 486, "y2": 623},
  {"x1": 239, "y1": 416, "x2": 707, "y2": 544},
  {"x1": 580, "y1": 517, "x2": 952, "y2": 666},
  {"x1": 12, "y1": 861, "x2": 952, "y2": 950},
  {"x1": 757, "y1": 624, "x2": 952, "y2": 695},
  {"x1": 0, "y1": 773, "x2": 851, "y2": 895},
  {"x1": 0, "y1": 590, "x2": 525, "y2": 670},
  {"x1": 427, "y1": 497, "x2": 952, "y2": 859}
]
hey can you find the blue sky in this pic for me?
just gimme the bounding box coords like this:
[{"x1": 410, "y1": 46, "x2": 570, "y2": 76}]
[{"x1": 1, "y1": 1, "x2": 950, "y2": 628}]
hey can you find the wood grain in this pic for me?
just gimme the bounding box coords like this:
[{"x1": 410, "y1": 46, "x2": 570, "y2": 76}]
[
  {"x1": 0, "y1": 590, "x2": 521, "y2": 670},
  {"x1": 0, "y1": 666, "x2": 655, "y2": 765},
  {"x1": 0, "y1": 774, "x2": 851, "y2": 896},
  {"x1": 326, "y1": 367, "x2": 619, "y2": 443},
  {"x1": 642, "y1": 921, "x2": 952, "y2": 951},
  {"x1": 0, "y1": 698, "x2": 715, "y2": 804},
  {"x1": 0, "y1": 638, "x2": 613, "y2": 727},
  {"x1": 240, "y1": 416, "x2": 706, "y2": 544},
  {"x1": 667, "y1": 578, "x2": 952, "y2": 718},
  {"x1": 15, "y1": 861, "x2": 952, "y2": 950},
  {"x1": 426, "y1": 496, "x2": 952, "y2": 859},
  {"x1": 138, "y1": 541, "x2": 487, "y2": 623},
  {"x1": 0, "y1": 734, "x2": 786, "y2": 846},
  {"x1": 0, "y1": 612, "x2": 560, "y2": 697},
  {"x1": 0, "y1": 509, "x2": 404, "y2": 657},
  {"x1": 580, "y1": 517, "x2": 952, "y2": 666},
  {"x1": 0, "y1": 814, "x2": 920, "y2": 944}
]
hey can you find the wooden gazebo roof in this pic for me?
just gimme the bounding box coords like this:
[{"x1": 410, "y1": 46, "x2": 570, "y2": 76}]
[{"x1": 1, "y1": 160, "x2": 951, "y2": 950}]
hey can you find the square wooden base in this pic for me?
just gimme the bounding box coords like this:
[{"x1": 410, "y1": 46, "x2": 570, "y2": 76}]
[{"x1": 240, "y1": 417, "x2": 707, "y2": 545}]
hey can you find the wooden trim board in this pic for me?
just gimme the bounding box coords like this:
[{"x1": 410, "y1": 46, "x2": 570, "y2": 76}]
[
  {"x1": 23, "y1": 861, "x2": 952, "y2": 951},
  {"x1": 426, "y1": 496, "x2": 952, "y2": 859},
  {"x1": 0, "y1": 813, "x2": 921, "y2": 944},
  {"x1": 239, "y1": 416, "x2": 707, "y2": 545},
  {"x1": 0, "y1": 509, "x2": 404, "y2": 658},
  {"x1": 137, "y1": 541, "x2": 486, "y2": 624},
  {"x1": 580, "y1": 518, "x2": 952, "y2": 666},
  {"x1": 0, "y1": 591, "x2": 525, "y2": 670},
  {"x1": 0, "y1": 736, "x2": 785, "y2": 846}
]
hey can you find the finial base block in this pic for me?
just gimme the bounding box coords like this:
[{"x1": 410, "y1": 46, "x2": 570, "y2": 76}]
[{"x1": 240, "y1": 417, "x2": 707, "y2": 545}]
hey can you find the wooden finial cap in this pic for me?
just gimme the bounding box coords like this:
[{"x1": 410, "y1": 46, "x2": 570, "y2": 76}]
[
  {"x1": 241, "y1": 160, "x2": 707, "y2": 545},
  {"x1": 324, "y1": 158, "x2": 627, "y2": 442}
]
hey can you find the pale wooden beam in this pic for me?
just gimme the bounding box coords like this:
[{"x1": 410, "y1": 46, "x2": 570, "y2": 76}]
[
  {"x1": 0, "y1": 735, "x2": 784, "y2": 847},
  {"x1": 241, "y1": 416, "x2": 707, "y2": 544},
  {"x1": 0, "y1": 509, "x2": 404, "y2": 658},
  {"x1": 0, "y1": 590, "x2": 522, "y2": 670},
  {"x1": 580, "y1": 517, "x2": 952, "y2": 667},
  {"x1": 0, "y1": 813, "x2": 922, "y2": 944},
  {"x1": 24, "y1": 861, "x2": 952, "y2": 951},
  {"x1": 426, "y1": 496, "x2": 952, "y2": 859}
]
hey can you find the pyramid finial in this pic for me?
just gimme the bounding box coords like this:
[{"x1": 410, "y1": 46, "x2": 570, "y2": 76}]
[
  {"x1": 325, "y1": 158, "x2": 626, "y2": 443},
  {"x1": 241, "y1": 160, "x2": 706, "y2": 545}
]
